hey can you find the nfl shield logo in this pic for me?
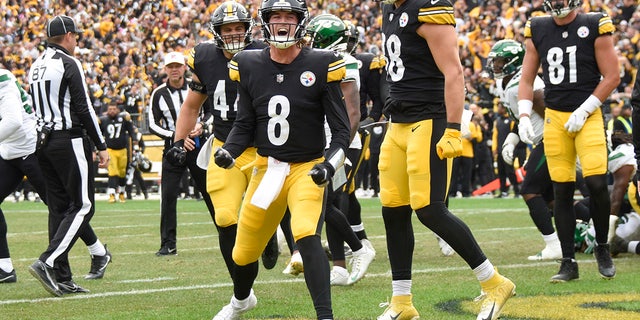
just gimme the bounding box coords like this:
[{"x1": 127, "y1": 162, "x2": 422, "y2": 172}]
[{"x1": 276, "y1": 74, "x2": 284, "y2": 83}]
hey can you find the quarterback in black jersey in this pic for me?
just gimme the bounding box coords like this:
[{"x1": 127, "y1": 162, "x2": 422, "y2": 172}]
[
  {"x1": 173, "y1": 1, "x2": 279, "y2": 282},
  {"x1": 377, "y1": 1, "x2": 515, "y2": 320},
  {"x1": 99, "y1": 103, "x2": 137, "y2": 203},
  {"x1": 518, "y1": 0, "x2": 619, "y2": 282},
  {"x1": 210, "y1": 1, "x2": 350, "y2": 319}
]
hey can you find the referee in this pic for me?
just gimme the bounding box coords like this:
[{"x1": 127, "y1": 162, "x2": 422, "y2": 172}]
[{"x1": 27, "y1": 15, "x2": 109, "y2": 296}]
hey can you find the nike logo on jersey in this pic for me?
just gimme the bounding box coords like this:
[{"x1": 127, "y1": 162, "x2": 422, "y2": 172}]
[
  {"x1": 431, "y1": 0, "x2": 439, "y2": 4},
  {"x1": 411, "y1": 125, "x2": 420, "y2": 132}
]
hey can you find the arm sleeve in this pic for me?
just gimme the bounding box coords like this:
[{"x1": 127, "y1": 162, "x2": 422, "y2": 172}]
[
  {"x1": 65, "y1": 59, "x2": 107, "y2": 150},
  {"x1": 148, "y1": 90, "x2": 174, "y2": 140},
  {"x1": 0, "y1": 79, "x2": 23, "y2": 142},
  {"x1": 323, "y1": 81, "x2": 351, "y2": 157},
  {"x1": 222, "y1": 82, "x2": 254, "y2": 158},
  {"x1": 365, "y1": 67, "x2": 383, "y2": 121}
]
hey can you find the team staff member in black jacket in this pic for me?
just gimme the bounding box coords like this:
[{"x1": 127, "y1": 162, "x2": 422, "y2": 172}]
[
  {"x1": 148, "y1": 51, "x2": 214, "y2": 256},
  {"x1": 27, "y1": 15, "x2": 109, "y2": 296}
]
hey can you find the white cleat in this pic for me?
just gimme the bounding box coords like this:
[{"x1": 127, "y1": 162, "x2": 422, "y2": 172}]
[
  {"x1": 347, "y1": 245, "x2": 375, "y2": 285},
  {"x1": 330, "y1": 266, "x2": 349, "y2": 286},
  {"x1": 527, "y1": 243, "x2": 562, "y2": 261},
  {"x1": 282, "y1": 251, "x2": 303, "y2": 276},
  {"x1": 436, "y1": 235, "x2": 455, "y2": 256},
  {"x1": 212, "y1": 290, "x2": 257, "y2": 320}
]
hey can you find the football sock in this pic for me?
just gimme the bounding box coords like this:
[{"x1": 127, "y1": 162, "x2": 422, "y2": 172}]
[
  {"x1": 630, "y1": 241, "x2": 639, "y2": 254},
  {"x1": 543, "y1": 232, "x2": 560, "y2": 246},
  {"x1": 391, "y1": 279, "x2": 412, "y2": 296},
  {"x1": 87, "y1": 239, "x2": 106, "y2": 256},
  {"x1": 553, "y1": 182, "x2": 577, "y2": 258},
  {"x1": 584, "y1": 174, "x2": 610, "y2": 244},
  {"x1": 297, "y1": 235, "x2": 333, "y2": 319},
  {"x1": 233, "y1": 261, "x2": 258, "y2": 301},
  {"x1": 473, "y1": 259, "x2": 495, "y2": 282},
  {"x1": 0, "y1": 258, "x2": 13, "y2": 272},
  {"x1": 218, "y1": 224, "x2": 237, "y2": 279},
  {"x1": 382, "y1": 205, "x2": 414, "y2": 280},
  {"x1": 525, "y1": 196, "x2": 555, "y2": 235},
  {"x1": 415, "y1": 201, "x2": 486, "y2": 268}
]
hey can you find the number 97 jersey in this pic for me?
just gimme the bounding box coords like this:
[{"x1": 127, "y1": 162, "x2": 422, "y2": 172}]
[{"x1": 381, "y1": 0, "x2": 455, "y2": 105}]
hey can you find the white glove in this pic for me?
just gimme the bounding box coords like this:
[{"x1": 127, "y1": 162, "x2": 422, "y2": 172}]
[
  {"x1": 518, "y1": 116, "x2": 535, "y2": 144},
  {"x1": 564, "y1": 95, "x2": 601, "y2": 133},
  {"x1": 501, "y1": 132, "x2": 520, "y2": 166}
]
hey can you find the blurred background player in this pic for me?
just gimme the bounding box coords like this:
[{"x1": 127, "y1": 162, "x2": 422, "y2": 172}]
[
  {"x1": 99, "y1": 100, "x2": 138, "y2": 203},
  {"x1": 487, "y1": 39, "x2": 562, "y2": 261}
]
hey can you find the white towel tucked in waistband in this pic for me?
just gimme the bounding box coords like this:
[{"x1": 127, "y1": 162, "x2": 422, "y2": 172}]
[{"x1": 250, "y1": 157, "x2": 290, "y2": 209}]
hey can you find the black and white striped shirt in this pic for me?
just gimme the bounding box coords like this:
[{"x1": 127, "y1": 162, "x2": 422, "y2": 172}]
[
  {"x1": 28, "y1": 43, "x2": 106, "y2": 150},
  {"x1": 149, "y1": 79, "x2": 209, "y2": 149}
]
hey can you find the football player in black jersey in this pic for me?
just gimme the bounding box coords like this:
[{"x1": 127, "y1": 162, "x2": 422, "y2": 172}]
[
  {"x1": 210, "y1": 0, "x2": 350, "y2": 319},
  {"x1": 518, "y1": 0, "x2": 619, "y2": 282},
  {"x1": 377, "y1": 1, "x2": 515, "y2": 320},
  {"x1": 172, "y1": 0, "x2": 281, "y2": 283},
  {"x1": 99, "y1": 102, "x2": 137, "y2": 203}
]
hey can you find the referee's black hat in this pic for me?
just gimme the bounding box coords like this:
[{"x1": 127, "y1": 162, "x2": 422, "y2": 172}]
[{"x1": 47, "y1": 15, "x2": 83, "y2": 38}]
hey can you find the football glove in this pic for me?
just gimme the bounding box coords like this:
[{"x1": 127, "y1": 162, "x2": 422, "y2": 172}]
[
  {"x1": 518, "y1": 116, "x2": 535, "y2": 144},
  {"x1": 564, "y1": 95, "x2": 601, "y2": 133},
  {"x1": 165, "y1": 139, "x2": 186, "y2": 166},
  {"x1": 501, "y1": 132, "x2": 520, "y2": 166},
  {"x1": 308, "y1": 161, "x2": 335, "y2": 187},
  {"x1": 214, "y1": 147, "x2": 235, "y2": 169},
  {"x1": 436, "y1": 128, "x2": 462, "y2": 160}
]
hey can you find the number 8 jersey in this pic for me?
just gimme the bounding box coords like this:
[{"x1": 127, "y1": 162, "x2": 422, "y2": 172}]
[
  {"x1": 525, "y1": 12, "x2": 615, "y2": 112},
  {"x1": 380, "y1": 0, "x2": 455, "y2": 121},
  {"x1": 225, "y1": 46, "x2": 351, "y2": 163}
]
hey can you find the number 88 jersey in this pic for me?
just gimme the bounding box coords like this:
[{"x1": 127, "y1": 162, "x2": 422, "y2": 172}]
[
  {"x1": 525, "y1": 12, "x2": 615, "y2": 112},
  {"x1": 380, "y1": 0, "x2": 455, "y2": 110}
]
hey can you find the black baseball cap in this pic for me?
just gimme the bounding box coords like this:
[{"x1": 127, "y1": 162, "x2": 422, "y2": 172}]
[{"x1": 47, "y1": 15, "x2": 83, "y2": 38}]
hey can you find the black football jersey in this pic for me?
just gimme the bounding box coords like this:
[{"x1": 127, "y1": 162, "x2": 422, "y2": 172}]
[
  {"x1": 381, "y1": 0, "x2": 455, "y2": 121},
  {"x1": 355, "y1": 52, "x2": 385, "y2": 121},
  {"x1": 225, "y1": 47, "x2": 351, "y2": 163},
  {"x1": 99, "y1": 111, "x2": 134, "y2": 149},
  {"x1": 525, "y1": 13, "x2": 615, "y2": 112},
  {"x1": 186, "y1": 40, "x2": 267, "y2": 141}
]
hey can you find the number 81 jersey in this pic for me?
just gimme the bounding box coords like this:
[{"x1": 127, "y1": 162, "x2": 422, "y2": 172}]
[
  {"x1": 381, "y1": 0, "x2": 455, "y2": 106},
  {"x1": 525, "y1": 12, "x2": 615, "y2": 112}
]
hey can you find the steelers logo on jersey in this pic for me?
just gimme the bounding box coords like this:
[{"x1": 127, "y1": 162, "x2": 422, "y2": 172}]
[
  {"x1": 300, "y1": 71, "x2": 316, "y2": 87},
  {"x1": 399, "y1": 12, "x2": 409, "y2": 27},
  {"x1": 577, "y1": 26, "x2": 589, "y2": 38}
]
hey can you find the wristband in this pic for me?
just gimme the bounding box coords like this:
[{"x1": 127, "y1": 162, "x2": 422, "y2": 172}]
[
  {"x1": 579, "y1": 95, "x2": 602, "y2": 114},
  {"x1": 446, "y1": 122, "x2": 461, "y2": 131},
  {"x1": 517, "y1": 99, "x2": 533, "y2": 117}
]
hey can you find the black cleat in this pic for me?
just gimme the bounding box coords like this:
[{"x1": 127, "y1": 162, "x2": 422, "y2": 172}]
[
  {"x1": 261, "y1": 233, "x2": 280, "y2": 270},
  {"x1": 594, "y1": 243, "x2": 616, "y2": 279},
  {"x1": 609, "y1": 236, "x2": 629, "y2": 257},
  {"x1": 58, "y1": 280, "x2": 90, "y2": 294},
  {"x1": 0, "y1": 268, "x2": 17, "y2": 283},
  {"x1": 29, "y1": 260, "x2": 62, "y2": 296},
  {"x1": 85, "y1": 244, "x2": 112, "y2": 280},
  {"x1": 550, "y1": 258, "x2": 579, "y2": 283},
  {"x1": 156, "y1": 246, "x2": 177, "y2": 256}
]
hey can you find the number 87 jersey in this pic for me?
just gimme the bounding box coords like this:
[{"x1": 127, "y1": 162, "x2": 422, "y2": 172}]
[
  {"x1": 380, "y1": 0, "x2": 455, "y2": 109},
  {"x1": 525, "y1": 12, "x2": 615, "y2": 112}
]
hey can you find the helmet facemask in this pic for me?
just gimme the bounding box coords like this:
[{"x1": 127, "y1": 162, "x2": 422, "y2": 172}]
[
  {"x1": 210, "y1": 1, "x2": 253, "y2": 54},
  {"x1": 543, "y1": 0, "x2": 582, "y2": 18},
  {"x1": 259, "y1": 0, "x2": 309, "y2": 49},
  {"x1": 486, "y1": 39, "x2": 525, "y2": 80}
]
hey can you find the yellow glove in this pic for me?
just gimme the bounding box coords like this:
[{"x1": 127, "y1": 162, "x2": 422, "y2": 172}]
[{"x1": 436, "y1": 128, "x2": 463, "y2": 160}]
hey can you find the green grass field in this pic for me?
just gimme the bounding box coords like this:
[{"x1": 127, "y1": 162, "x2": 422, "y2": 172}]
[{"x1": 1, "y1": 197, "x2": 639, "y2": 320}]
